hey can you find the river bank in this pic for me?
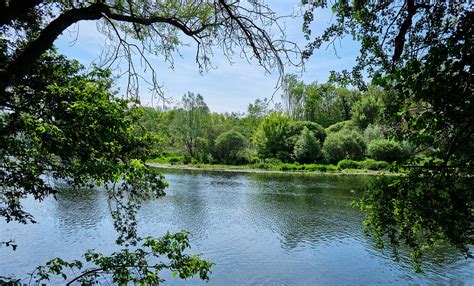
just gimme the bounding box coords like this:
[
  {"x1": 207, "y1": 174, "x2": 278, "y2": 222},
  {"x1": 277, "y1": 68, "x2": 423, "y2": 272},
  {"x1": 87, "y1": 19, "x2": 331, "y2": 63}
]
[{"x1": 147, "y1": 162, "x2": 397, "y2": 176}]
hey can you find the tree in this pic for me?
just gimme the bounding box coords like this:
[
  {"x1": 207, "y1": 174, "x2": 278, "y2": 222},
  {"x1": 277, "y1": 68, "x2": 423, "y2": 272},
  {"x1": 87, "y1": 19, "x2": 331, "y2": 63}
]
[
  {"x1": 322, "y1": 129, "x2": 366, "y2": 163},
  {"x1": 175, "y1": 92, "x2": 210, "y2": 158},
  {"x1": 303, "y1": 0, "x2": 473, "y2": 265},
  {"x1": 0, "y1": 52, "x2": 157, "y2": 235},
  {"x1": 293, "y1": 127, "x2": 321, "y2": 163},
  {"x1": 253, "y1": 112, "x2": 293, "y2": 161},
  {"x1": 281, "y1": 77, "x2": 360, "y2": 127},
  {"x1": 247, "y1": 98, "x2": 270, "y2": 125},
  {"x1": 351, "y1": 87, "x2": 383, "y2": 129},
  {"x1": 282, "y1": 74, "x2": 306, "y2": 120},
  {"x1": 0, "y1": 52, "x2": 213, "y2": 283},
  {"x1": 214, "y1": 130, "x2": 247, "y2": 164}
]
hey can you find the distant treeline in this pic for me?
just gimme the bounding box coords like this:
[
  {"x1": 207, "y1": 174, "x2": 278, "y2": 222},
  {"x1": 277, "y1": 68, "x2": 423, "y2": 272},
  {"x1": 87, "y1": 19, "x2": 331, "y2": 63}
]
[{"x1": 139, "y1": 76, "x2": 415, "y2": 168}]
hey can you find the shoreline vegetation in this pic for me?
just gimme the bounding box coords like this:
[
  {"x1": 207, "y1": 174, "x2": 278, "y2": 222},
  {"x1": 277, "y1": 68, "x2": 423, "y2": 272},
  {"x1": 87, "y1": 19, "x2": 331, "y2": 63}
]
[{"x1": 147, "y1": 161, "x2": 398, "y2": 176}]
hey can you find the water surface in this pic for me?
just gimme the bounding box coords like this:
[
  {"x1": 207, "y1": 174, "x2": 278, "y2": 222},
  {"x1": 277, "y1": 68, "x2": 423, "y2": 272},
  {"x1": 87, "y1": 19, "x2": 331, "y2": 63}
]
[{"x1": 1, "y1": 169, "x2": 473, "y2": 285}]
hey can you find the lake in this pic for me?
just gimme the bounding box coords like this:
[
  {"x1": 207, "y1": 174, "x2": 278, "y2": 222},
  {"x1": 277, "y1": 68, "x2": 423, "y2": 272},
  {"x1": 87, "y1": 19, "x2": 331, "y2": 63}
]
[{"x1": 1, "y1": 169, "x2": 473, "y2": 285}]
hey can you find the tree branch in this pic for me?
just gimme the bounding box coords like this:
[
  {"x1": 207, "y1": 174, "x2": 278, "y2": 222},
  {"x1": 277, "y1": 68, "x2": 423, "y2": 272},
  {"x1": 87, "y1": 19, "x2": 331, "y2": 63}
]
[
  {"x1": 0, "y1": 0, "x2": 42, "y2": 27},
  {"x1": 3, "y1": 2, "x2": 215, "y2": 85},
  {"x1": 392, "y1": 0, "x2": 416, "y2": 63},
  {"x1": 6, "y1": 3, "x2": 106, "y2": 83}
]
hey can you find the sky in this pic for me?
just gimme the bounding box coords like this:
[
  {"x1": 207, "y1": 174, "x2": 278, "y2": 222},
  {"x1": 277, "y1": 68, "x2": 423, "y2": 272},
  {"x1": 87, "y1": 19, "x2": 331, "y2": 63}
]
[{"x1": 54, "y1": 0, "x2": 360, "y2": 113}]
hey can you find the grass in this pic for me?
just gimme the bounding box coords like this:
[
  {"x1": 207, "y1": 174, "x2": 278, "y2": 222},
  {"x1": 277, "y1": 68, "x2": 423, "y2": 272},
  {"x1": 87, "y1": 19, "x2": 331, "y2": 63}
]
[
  {"x1": 146, "y1": 154, "x2": 398, "y2": 176},
  {"x1": 146, "y1": 156, "x2": 399, "y2": 176}
]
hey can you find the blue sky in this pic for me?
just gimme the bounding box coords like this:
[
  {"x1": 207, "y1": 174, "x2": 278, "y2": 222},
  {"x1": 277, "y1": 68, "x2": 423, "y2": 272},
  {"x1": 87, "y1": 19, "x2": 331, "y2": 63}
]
[{"x1": 54, "y1": 0, "x2": 360, "y2": 113}]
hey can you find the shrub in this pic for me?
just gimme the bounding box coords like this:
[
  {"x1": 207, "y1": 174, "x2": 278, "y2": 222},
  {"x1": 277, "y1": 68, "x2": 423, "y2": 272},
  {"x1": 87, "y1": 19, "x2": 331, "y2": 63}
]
[
  {"x1": 302, "y1": 164, "x2": 338, "y2": 172},
  {"x1": 168, "y1": 156, "x2": 182, "y2": 165},
  {"x1": 367, "y1": 139, "x2": 405, "y2": 162},
  {"x1": 337, "y1": 159, "x2": 361, "y2": 170},
  {"x1": 322, "y1": 130, "x2": 366, "y2": 163},
  {"x1": 264, "y1": 157, "x2": 283, "y2": 165},
  {"x1": 351, "y1": 87, "x2": 383, "y2": 129},
  {"x1": 359, "y1": 159, "x2": 389, "y2": 170},
  {"x1": 280, "y1": 163, "x2": 300, "y2": 171},
  {"x1": 337, "y1": 159, "x2": 389, "y2": 170},
  {"x1": 325, "y1": 120, "x2": 358, "y2": 134},
  {"x1": 288, "y1": 121, "x2": 326, "y2": 143},
  {"x1": 253, "y1": 112, "x2": 293, "y2": 161},
  {"x1": 363, "y1": 124, "x2": 385, "y2": 144},
  {"x1": 293, "y1": 127, "x2": 322, "y2": 163},
  {"x1": 214, "y1": 130, "x2": 246, "y2": 164}
]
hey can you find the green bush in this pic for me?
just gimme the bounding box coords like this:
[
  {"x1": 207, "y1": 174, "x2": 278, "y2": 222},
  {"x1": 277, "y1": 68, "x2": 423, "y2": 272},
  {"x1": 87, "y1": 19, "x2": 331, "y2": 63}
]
[
  {"x1": 280, "y1": 163, "x2": 300, "y2": 171},
  {"x1": 214, "y1": 130, "x2": 247, "y2": 164},
  {"x1": 302, "y1": 164, "x2": 338, "y2": 172},
  {"x1": 264, "y1": 157, "x2": 283, "y2": 165},
  {"x1": 337, "y1": 159, "x2": 389, "y2": 170},
  {"x1": 359, "y1": 159, "x2": 389, "y2": 170},
  {"x1": 322, "y1": 130, "x2": 366, "y2": 163},
  {"x1": 337, "y1": 159, "x2": 361, "y2": 170},
  {"x1": 363, "y1": 124, "x2": 385, "y2": 144},
  {"x1": 253, "y1": 112, "x2": 293, "y2": 161},
  {"x1": 367, "y1": 139, "x2": 405, "y2": 162},
  {"x1": 325, "y1": 120, "x2": 358, "y2": 134},
  {"x1": 293, "y1": 127, "x2": 322, "y2": 163},
  {"x1": 253, "y1": 114, "x2": 325, "y2": 163},
  {"x1": 168, "y1": 156, "x2": 182, "y2": 165},
  {"x1": 288, "y1": 121, "x2": 326, "y2": 143}
]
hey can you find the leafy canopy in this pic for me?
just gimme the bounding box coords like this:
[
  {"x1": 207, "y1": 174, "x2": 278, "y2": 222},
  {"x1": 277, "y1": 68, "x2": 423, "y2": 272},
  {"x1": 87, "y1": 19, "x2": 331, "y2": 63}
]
[{"x1": 303, "y1": 0, "x2": 473, "y2": 265}]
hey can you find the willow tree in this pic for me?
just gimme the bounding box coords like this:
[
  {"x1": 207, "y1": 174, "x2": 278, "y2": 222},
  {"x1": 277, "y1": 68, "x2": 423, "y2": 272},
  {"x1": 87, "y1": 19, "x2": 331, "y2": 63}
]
[
  {"x1": 0, "y1": 0, "x2": 300, "y2": 283},
  {"x1": 303, "y1": 0, "x2": 473, "y2": 267}
]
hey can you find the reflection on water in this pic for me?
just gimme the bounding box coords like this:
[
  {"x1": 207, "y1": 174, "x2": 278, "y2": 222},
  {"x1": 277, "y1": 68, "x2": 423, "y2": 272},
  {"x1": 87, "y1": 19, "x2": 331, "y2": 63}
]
[{"x1": 1, "y1": 169, "x2": 473, "y2": 285}]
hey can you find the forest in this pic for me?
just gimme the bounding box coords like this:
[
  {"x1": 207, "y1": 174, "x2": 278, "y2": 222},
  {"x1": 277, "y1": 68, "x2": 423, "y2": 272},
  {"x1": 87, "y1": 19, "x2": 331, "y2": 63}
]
[{"x1": 141, "y1": 80, "x2": 412, "y2": 172}]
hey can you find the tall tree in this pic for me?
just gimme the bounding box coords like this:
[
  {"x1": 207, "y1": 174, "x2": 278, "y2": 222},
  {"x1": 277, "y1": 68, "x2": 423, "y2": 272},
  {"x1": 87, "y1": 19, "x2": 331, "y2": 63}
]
[
  {"x1": 176, "y1": 92, "x2": 210, "y2": 158},
  {"x1": 282, "y1": 74, "x2": 305, "y2": 120}
]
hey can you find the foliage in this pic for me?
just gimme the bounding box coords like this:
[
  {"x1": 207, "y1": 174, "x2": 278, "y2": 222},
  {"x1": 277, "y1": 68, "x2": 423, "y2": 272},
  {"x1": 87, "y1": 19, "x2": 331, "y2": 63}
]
[
  {"x1": 303, "y1": 0, "x2": 473, "y2": 265},
  {"x1": 325, "y1": 120, "x2": 358, "y2": 134},
  {"x1": 288, "y1": 121, "x2": 326, "y2": 144},
  {"x1": 322, "y1": 130, "x2": 366, "y2": 163},
  {"x1": 0, "y1": 52, "x2": 162, "y2": 242},
  {"x1": 253, "y1": 112, "x2": 293, "y2": 161},
  {"x1": 29, "y1": 231, "x2": 213, "y2": 285},
  {"x1": 358, "y1": 159, "x2": 389, "y2": 171},
  {"x1": 148, "y1": 153, "x2": 186, "y2": 165},
  {"x1": 359, "y1": 167, "x2": 473, "y2": 270},
  {"x1": 367, "y1": 139, "x2": 406, "y2": 163},
  {"x1": 0, "y1": 0, "x2": 301, "y2": 98},
  {"x1": 293, "y1": 127, "x2": 321, "y2": 163},
  {"x1": 281, "y1": 78, "x2": 360, "y2": 127},
  {"x1": 252, "y1": 162, "x2": 338, "y2": 172},
  {"x1": 337, "y1": 159, "x2": 388, "y2": 171},
  {"x1": 214, "y1": 130, "x2": 247, "y2": 164},
  {"x1": 247, "y1": 98, "x2": 269, "y2": 126},
  {"x1": 0, "y1": 51, "x2": 216, "y2": 284},
  {"x1": 351, "y1": 87, "x2": 383, "y2": 129},
  {"x1": 282, "y1": 74, "x2": 306, "y2": 120},
  {"x1": 174, "y1": 92, "x2": 210, "y2": 158},
  {"x1": 363, "y1": 124, "x2": 385, "y2": 144},
  {"x1": 337, "y1": 159, "x2": 361, "y2": 170}
]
